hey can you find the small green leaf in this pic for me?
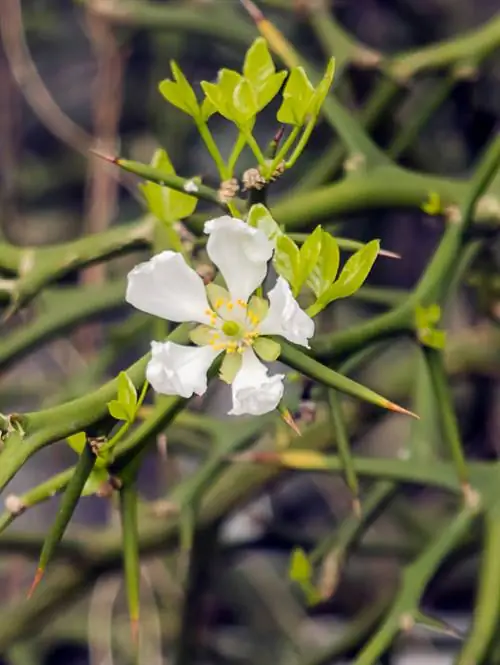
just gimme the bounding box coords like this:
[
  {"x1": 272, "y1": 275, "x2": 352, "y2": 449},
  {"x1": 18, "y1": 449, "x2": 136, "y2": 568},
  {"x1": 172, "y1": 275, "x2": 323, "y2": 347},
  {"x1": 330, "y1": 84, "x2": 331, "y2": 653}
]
[
  {"x1": 202, "y1": 69, "x2": 242, "y2": 122},
  {"x1": 107, "y1": 400, "x2": 132, "y2": 423},
  {"x1": 118, "y1": 372, "x2": 137, "y2": 412},
  {"x1": 289, "y1": 547, "x2": 312, "y2": 583},
  {"x1": 297, "y1": 226, "x2": 323, "y2": 292},
  {"x1": 277, "y1": 66, "x2": 315, "y2": 126},
  {"x1": 317, "y1": 239, "x2": 380, "y2": 307},
  {"x1": 415, "y1": 305, "x2": 446, "y2": 349},
  {"x1": 158, "y1": 61, "x2": 200, "y2": 118},
  {"x1": 201, "y1": 96, "x2": 216, "y2": 122},
  {"x1": 307, "y1": 230, "x2": 340, "y2": 297},
  {"x1": 274, "y1": 235, "x2": 300, "y2": 287},
  {"x1": 67, "y1": 432, "x2": 86, "y2": 455},
  {"x1": 256, "y1": 71, "x2": 287, "y2": 111},
  {"x1": 309, "y1": 57, "x2": 336, "y2": 118},
  {"x1": 419, "y1": 328, "x2": 446, "y2": 349},
  {"x1": 415, "y1": 304, "x2": 441, "y2": 329},
  {"x1": 303, "y1": 582, "x2": 323, "y2": 606},
  {"x1": 219, "y1": 352, "x2": 243, "y2": 384},
  {"x1": 82, "y1": 467, "x2": 109, "y2": 497},
  {"x1": 232, "y1": 78, "x2": 258, "y2": 125},
  {"x1": 422, "y1": 191, "x2": 444, "y2": 216},
  {"x1": 254, "y1": 337, "x2": 281, "y2": 362},
  {"x1": 243, "y1": 37, "x2": 275, "y2": 87},
  {"x1": 247, "y1": 204, "x2": 282, "y2": 242},
  {"x1": 140, "y1": 149, "x2": 198, "y2": 224}
]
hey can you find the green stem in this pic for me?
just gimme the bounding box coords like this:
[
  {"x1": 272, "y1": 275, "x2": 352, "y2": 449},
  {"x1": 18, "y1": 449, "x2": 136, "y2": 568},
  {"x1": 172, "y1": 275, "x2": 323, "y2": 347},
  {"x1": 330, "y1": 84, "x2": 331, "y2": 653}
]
[
  {"x1": 279, "y1": 340, "x2": 415, "y2": 417},
  {"x1": 119, "y1": 474, "x2": 141, "y2": 647},
  {"x1": 456, "y1": 508, "x2": 500, "y2": 664},
  {"x1": 243, "y1": 130, "x2": 267, "y2": 167},
  {"x1": 31, "y1": 442, "x2": 96, "y2": 593},
  {"x1": 354, "y1": 508, "x2": 475, "y2": 665},
  {"x1": 268, "y1": 125, "x2": 299, "y2": 174},
  {"x1": 328, "y1": 389, "x2": 359, "y2": 500},
  {"x1": 227, "y1": 132, "x2": 247, "y2": 175},
  {"x1": 285, "y1": 118, "x2": 316, "y2": 169},
  {"x1": 425, "y1": 346, "x2": 469, "y2": 485},
  {"x1": 195, "y1": 121, "x2": 229, "y2": 179}
]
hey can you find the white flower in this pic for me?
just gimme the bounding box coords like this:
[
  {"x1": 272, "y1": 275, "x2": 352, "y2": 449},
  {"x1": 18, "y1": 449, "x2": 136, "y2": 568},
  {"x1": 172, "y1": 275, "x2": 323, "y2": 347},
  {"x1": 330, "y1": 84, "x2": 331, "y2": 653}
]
[
  {"x1": 229, "y1": 348, "x2": 285, "y2": 416},
  {"x1": 126, "y1": 216, "x2": 315, "y2": 416}
]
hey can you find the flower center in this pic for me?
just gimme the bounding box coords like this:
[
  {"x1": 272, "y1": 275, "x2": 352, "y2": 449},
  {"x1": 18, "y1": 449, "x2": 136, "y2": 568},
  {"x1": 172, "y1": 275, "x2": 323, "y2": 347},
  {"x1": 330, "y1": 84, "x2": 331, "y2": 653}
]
[
  {"x1": 222, "y1": 320, "x2": 241, "y2": 337},
  {"x1": 199, "y1": 296, "x2": 265, "y2": 355}
]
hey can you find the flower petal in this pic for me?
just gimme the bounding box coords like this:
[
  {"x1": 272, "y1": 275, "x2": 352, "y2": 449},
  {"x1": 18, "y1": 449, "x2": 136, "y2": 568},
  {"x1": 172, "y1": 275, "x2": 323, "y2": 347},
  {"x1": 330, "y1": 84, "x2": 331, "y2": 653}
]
[
  {"x1": 126, "y1": 250, "x2": 211, "y2": 324},
  {"x1": 229, "y1": 348, "x2": 284, "y2": 416},
  {"x1": 259, "y1": 277, "x2": 315, "y2": 347},
  {"x1": 146, "y1": 341, "x2": 221, "y2": 398},
  {"x1": 204, "y1": 216, "x2": 273, "y2": 302}
]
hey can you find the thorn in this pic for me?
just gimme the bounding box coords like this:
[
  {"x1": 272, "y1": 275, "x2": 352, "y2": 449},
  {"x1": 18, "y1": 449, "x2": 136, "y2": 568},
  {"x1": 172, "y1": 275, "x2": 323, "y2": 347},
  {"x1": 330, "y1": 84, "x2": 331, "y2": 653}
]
[
  {"x1": 319, "y1": 551, "x2": 341, "y2": 600},
  {"x1": 383, "y1": 400, "x2": 419, "y2": 419},
  {"x1": 279, "y1": 407, "x2": 302, "y2": 436},
  {"x1": 379, "y1": 248, "x2": 402, "y2": 260},
  {"x1": 239, "y1": 0, "x2": 264, "y2": 23},
  {"x1": 130, "y1": 616, "x2": 140, "y2": 646},
  {"x1": 27, "y1": 567, "x2": 44, "y2": 599},
  {"x1": 1, "y1": 303, "x2": 17, "y2": 325},
  {"x1": 88, "y1": 148, "x2": 118, "y2": 164},
  {"x1": 274, "y1": 125, "x2": 285, "y2": 146}
]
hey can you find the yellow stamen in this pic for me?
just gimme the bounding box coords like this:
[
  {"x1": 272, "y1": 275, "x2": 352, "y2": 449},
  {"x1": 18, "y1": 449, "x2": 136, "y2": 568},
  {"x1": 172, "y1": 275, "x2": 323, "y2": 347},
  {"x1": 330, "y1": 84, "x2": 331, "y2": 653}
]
[
  {"x1": 215, "y1": 298, "x2": 224, "y2": 309},
  {"x1": 237, "y1": 299, "x2": 247, "y2": 308},
  {"x1": 227, "y1": 302, "x2": 234, "y2": 311}
]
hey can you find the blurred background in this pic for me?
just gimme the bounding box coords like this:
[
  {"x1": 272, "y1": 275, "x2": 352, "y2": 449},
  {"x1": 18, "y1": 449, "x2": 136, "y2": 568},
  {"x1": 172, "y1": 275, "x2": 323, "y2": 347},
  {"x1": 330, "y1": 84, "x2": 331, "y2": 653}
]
[{"x1": 0, "y1": 0, "x2": 499, "y2": 664}]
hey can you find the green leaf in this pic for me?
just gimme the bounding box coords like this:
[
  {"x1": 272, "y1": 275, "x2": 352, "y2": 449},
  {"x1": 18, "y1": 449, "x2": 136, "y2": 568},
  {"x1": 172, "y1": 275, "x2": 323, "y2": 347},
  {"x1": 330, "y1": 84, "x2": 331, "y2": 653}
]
[
  {"x1": 297, "y1": 225, "x2": 323, "y2": 292},
  {"x1": 67, "y1": 432, "x2": 109, "y2": 468},
  {"x1": 415, "y1": 305, "x2": 446, "y2": 349},
  {"x1": 289, "y1": 547, "x2": 312, "y2": 583},
  {"x1": 67, "y1": 432, "x2": 86, "y2": 455},
  {"x1": 256, "y1": 71, "x2": 287, "y2": 111},
  {"x1": 201, "y1": 96, "x2": 216, "y2": 122},
  {"x1": 277, "y1": 67, "x2": 315, "y2": 126},
  {"x1": 309, "y1": 57, "x2": 336, "y2": 118},
  {"x1": 243, "y1": 37, "x2": 275, "y2": 87},
  {"x1": 202, "y1": 69, "x2": 242, "y2": 122},
  {"x1": 274, "y1": 235, "x2": 300, "y2": 287},
  {"x1": 219, "y1": 352, "x2": 243, "y2": 384},
  {"x1": 82, "y1": 467, "x2": 109, "y2": 497},
  {"x1": 118, "y1": 372, "x2": 137, "y2": 412},
  {"x1": 415, "y1": 304, "x2": 441, "y2": 329},
  {"x1": 140, "y1": 149, "x2": 199, "y2": 223},
  {"x1": 422, "y1": 191, "x2": 443, "y2": 216},
  {"x1": 307, "y1": 230, "x2": 340, "y2": 297},
  {"x1": 254, "y1": 337, "x2": 281, "y2": 362},
  {"x1": 317, "y1": 239, "x2": 380, "y2": 306},
  {"x1": 419, "y1": 328, "x2": 446, "y2": 349},
  {"x1": 232, "y1": 78, "x2": 258, "y2": 125},
  {"x1": 107, "y1": 400, "x2": 132, "y2": 423},
  {"x1": 247, "y1": 204, "x2": 282, "y2": 242},
  {"x1": 158, "y1": 61, "x2": 200, "y2": 118}
]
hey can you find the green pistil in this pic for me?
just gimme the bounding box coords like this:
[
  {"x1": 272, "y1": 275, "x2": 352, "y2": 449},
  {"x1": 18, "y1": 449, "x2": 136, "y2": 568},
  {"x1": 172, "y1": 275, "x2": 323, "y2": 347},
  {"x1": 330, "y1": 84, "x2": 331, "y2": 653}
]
[{"x1": 222, "y1": 320, "x2": 242, "y2": 337}]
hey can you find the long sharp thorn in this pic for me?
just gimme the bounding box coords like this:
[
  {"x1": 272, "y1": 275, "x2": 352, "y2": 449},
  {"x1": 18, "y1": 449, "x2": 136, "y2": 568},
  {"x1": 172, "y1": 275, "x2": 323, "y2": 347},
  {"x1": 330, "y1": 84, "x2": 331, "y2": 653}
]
[{"x1": 27, "y1": 567, "x2": 44, "y2": 599}]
